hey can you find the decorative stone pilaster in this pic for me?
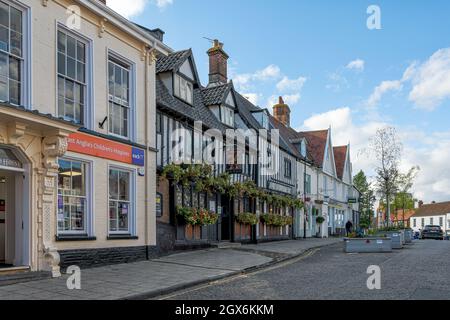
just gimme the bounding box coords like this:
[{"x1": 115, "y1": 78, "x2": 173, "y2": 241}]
[{"x1": 39, "y1": 132, "x2": 69, "y2": 277}]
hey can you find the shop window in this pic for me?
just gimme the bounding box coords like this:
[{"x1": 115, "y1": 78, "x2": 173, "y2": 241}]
[
  {"x1": 109, "y1": 167, "x2": 134, "y2": 234},
  {"x1": 57, "y1": 159, "x2": 89, "y2": 234}
]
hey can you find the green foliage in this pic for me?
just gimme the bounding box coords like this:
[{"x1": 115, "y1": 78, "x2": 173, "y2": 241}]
[
  {"x1": 235, "y1": 212, "x2": 259, "y2": 225},
  {"x1": 316, "y1": 216, "x2": 325, "y2": 224},
  {"x1": 353, "y1": 170, "x2": 376, "y2": 228},
  {"x1": 260, "y1": 214, "x2": 293, "y2": 227},
  {"x1": 163, "y1": 164, "x2": 304, "y2": 212},
  {"x1": 176, "y1": 206, "x2": 219, "y2": 226}
]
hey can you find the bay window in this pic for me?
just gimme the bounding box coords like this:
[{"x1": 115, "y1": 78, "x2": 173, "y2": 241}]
[
  {"x1": 0, "y1": 1, "x2": 23, "y2": 105},
  {"x1": 109, "y1": 167, "x2": 134, "y2": 234},
  {"x1": 57, "y1": 29, "x2": 87, "y2": 124},
  {"x1": 57, "y1": 159, "x2": 89, "y2": 234}
]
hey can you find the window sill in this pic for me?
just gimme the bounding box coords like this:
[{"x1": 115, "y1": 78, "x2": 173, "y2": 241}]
[
  {"x1": 55, "y1": 235, "x2": 97, "y2": 242},
  {"x1": 107, "y1": 235, "x2": 139, "y2": 240}
]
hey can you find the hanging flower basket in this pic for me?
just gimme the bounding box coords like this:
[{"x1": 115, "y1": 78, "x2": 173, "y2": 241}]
[{"x1": 235, "y1": 212, "x2": 259, "y2": 225}]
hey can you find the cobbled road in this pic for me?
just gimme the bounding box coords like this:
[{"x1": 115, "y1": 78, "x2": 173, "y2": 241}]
[{"x1": 161, "y1": 240, "x2": 450, "y2": 300}]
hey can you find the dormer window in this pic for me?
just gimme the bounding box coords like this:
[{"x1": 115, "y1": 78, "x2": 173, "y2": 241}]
[
  {"x1": 221, "y1": 105, "x2": 234, "y2": 127},
  {"x1": 300, "y1": 140, "x2": 307, "y2": 158},
  {"x1": 174, "y1": 73, "x2": 193, "y2": 105}
]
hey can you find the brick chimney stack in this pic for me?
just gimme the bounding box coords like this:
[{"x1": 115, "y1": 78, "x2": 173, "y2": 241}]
[
  {"x1": 207, "y1": 39, "x2": 229, "y2": 87},
  {"x1": 273, "y1": 96, "x2": 291, "y2": 127}
]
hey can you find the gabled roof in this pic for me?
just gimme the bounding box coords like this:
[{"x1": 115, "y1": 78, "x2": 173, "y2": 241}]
[
  {"x1": 297, "y1": 130, "x2": 329, "y2": 167},
  {"x1": 234, "y1": 92, "x2": 265, "y2": 130},
  {"x1": 156, "y1": 78, "x2": 227, "y2": 131},
  {"x1": 269, "y1": 115, "x2": 303, "y2": 159},
  {"x1": 333, "y1": 146, "x2": 348, "y2": 180},
  {"x1": 156, "y1": 49, "x2": 196, "y2": 76},
  {"x1": 201, "y1": 83, "x2": 232, "y2": 106},
  {"x1": 411, "y1": 202, "x2": 450, "y2": 218}
]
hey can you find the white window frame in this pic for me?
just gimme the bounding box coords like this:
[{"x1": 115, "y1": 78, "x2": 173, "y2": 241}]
[
  {"x1": 107, "y1": 49, "x2": 136, "y2": 141},
  {"x1": 174, "y1": 73, "x2": 193, "y2": 105},
  {"x1": 55, "y1": 23, "x2": 93, "y2": 128},
  {"x1": 0, "y1": 0, "x2": 31, "y2": 108},
  {"x1": 221, "y1": 105, "x2": 234, "y2": 127},
  {"x1": 56, "y1": 156, "x2": 94, "y2": 236},
  {"x1": 108, "y1": 165, "x2": 136, "y2": 236}
]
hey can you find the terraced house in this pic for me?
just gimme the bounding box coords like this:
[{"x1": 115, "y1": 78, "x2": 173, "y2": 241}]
[
  {"x1": 0, "y1": 0, "x2": 170, "y2": 276},
  {"x1": 155, "y1": 40, "x2": 306, "y2": 251}
]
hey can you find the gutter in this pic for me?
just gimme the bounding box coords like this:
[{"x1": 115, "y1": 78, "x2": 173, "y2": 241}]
[{"x1": 76, "y1": 0, "x2": 172, "y2": 54}]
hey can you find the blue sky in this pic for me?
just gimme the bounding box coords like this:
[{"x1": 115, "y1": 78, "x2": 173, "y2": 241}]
[{"x1": 108, "y1": 0, "x2": 450, "y2": 203}]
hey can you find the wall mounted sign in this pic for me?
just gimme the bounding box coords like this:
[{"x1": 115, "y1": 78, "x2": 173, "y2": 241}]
[
  {"x1": 0, "y1": 149, "x2": 22, "y2": 169},
  {"x1": 67, "y1": 132, "x2": 145, "y2": 167}
]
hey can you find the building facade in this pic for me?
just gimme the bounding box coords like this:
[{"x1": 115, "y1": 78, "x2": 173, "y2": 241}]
[
  {"x1": 0, "y1": 0, "x2": 169, "y2": 276},
  {"x1": 410, "y1": 201, "x2": 450, "y2": 235}
]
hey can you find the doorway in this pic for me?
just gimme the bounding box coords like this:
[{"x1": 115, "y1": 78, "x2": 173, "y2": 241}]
[
  {"x1": 0, "y1": 147, "x2": 30, "y2": 269},
  {"x1": 220, "y1": 195, "x2": 233, "y2": 241}
]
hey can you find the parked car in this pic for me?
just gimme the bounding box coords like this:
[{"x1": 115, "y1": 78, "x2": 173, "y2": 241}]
[{"x1": 421, "y1": 225, "x2": 445, "y2": 240}]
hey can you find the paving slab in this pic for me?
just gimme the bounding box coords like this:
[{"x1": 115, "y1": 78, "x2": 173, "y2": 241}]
[
  {"x1": 0, "y1": 238, "x2": 338, "y2": 300},
  {"x1": 152, "y1": 248, "x2": 273, "y2": 271}
]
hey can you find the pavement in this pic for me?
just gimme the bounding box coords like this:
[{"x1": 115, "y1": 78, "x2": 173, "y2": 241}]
[
  {"x1": 163, "y1": 239, "x2": 450, "y2": 300},
  {"x1": 0, "y1": 238, "x2": 340, "y2": 300}
]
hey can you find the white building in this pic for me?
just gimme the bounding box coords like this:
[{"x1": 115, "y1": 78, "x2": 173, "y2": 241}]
[{"x1": 410, "y1": 201, "x2": 450, "y2": 235}]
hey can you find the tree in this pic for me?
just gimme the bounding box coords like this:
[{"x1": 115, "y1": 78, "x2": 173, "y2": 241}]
[
  {"x1": 353, "y1": 170, "x2": 376, "y2": 229},
  {"x1": 395, "y1": 166, "x2": 420, "y2": 226},
  {"x1": 370, "y1": 127, "x2": 403, "y2": 226}
]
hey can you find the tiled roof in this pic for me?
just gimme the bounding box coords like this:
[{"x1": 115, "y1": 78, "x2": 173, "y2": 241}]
[
  {"x1": 156, "y1": 78, "x2": 227, "y2": 131},
  {"x1": 234, "y1": 92, "x2": 265, "y2": 130},
  {"x1": 297, "y1": 130, "x2": 329, "y2": 167},
  {"x1": 411, "y1": 202, "x2": 450, "y2": 218},
  {"x1": 333, "y1": 146, "x2": 347, "y2": 180},
  {"x1": 156, "y1": 50, "x2": 191, "y2": 74},
  {"x1": 201, "y1": 83, "x2": 230, "y2": 106},
  {"x1": 269, "y1": 115, "x2": 302, "y2": 159},
  {"x1": 133, "y1": 23, "x2": 165, "y2": 41}
]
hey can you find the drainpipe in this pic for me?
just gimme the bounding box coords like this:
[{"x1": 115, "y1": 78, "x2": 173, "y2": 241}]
[{"x1": 144, "y1": 44, "x2": 153, "y2": 259}]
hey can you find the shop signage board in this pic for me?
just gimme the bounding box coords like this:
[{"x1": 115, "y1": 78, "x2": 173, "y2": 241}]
[{"x1": 68, "y1": 132, "x2": 145, "y2": 166}]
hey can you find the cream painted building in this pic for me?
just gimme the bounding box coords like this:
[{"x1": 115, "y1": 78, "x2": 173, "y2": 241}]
[{"x1": 0, "y1": 0, "x2": 170, "y2": 276}]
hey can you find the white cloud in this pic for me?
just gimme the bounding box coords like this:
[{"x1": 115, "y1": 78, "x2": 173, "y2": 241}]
[
  {"x1": 241, "y1": 93, "x2": 262, "y2": 106},
  {"x1": 107, "y1": 0, "x2": 172, "y2": 18},
  {"x1": 366, "y1": 80, "x2": 403, "y2": 108},
  {"x1": 276, "y1": 76, "x2": 307, "y2": 93},
  {"x1": 154, "y1": 0, "x2": 173, "y2": 8},
  {"x1": 346, "y1": 59, "x2": 365, "y2": 72},
  {"x1": 408, "y1": 48, "x2": 450, "y2": 110},
  {"x1": 326, "y1": 71, "x2": 349, "y2": 92},
  {"x1": 107, "y1": 0, "x2": 148, "y2": 18},
  {"x1": 267, "y1": 94, "x2": 301, "y2": 110},
  {"x1": 299, "y1": 107, "x2": 450, "y2": 203},
  {"x1": 233, "y1": 64, "x2": 282, "y2": 92}
]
